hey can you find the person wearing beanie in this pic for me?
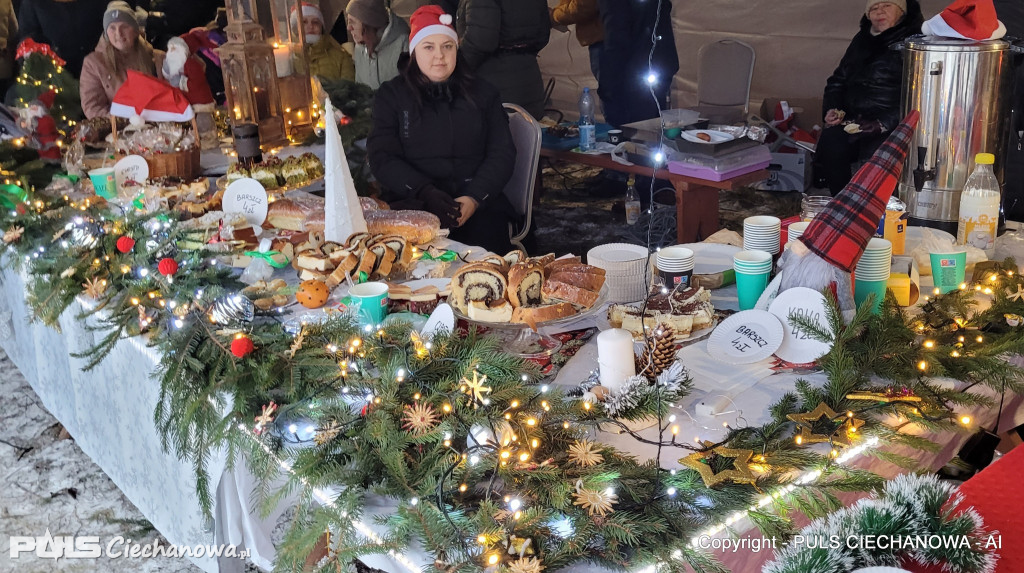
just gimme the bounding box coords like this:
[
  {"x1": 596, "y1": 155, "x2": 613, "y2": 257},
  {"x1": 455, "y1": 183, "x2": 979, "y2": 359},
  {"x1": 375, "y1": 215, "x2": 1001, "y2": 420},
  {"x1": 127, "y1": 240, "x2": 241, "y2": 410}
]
[
  {"x1": 347, "y1": 0, "x2": 410, "y2": 90},
  {"x1": 80, "y1": 1, "x2": 166, "y2": 119},
  {"x1": 17, "y1": 0, "x2": 108, "y2": 76},
  {"x1": 367, "y1": 5, "x2": 517, "y2": 254},
  {"x1": 292, "y1": 2, "x2": 354, "y2": 81},
  {"x1": 813, "y1": 0, "x2": 923, "y2": 195},
  {"x1": 456, "y1": 0, "x2": 551, "y2": 119}
]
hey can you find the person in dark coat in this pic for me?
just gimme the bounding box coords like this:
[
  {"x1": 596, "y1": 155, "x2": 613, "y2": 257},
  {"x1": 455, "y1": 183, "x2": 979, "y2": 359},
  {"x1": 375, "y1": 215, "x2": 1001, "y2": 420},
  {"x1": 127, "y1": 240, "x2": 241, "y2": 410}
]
[
  {"x1": 455, "y1": 0, "x2": 549, "y2": 119},
  {"x1": 368, "y1": 5, "x2": 517, "y2": 254},
  {"x1": 18, "y1": 0, "x2": 108, "y2": 76},
  {"x1": 814, "y1": 0, "x2": 923, "y2": 195},
  {"x1": 595, "y1": 0, "x2": 677, "y2": 127},
  {"x1": 995, "y1": 0, "x2": 1024, "y2": 220}
]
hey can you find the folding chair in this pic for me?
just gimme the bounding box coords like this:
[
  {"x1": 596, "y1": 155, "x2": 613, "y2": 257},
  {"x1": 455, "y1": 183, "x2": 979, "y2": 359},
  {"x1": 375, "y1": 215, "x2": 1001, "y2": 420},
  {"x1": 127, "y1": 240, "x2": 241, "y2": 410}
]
[
  {"x1": 502, "y1": 103, "x2": 542, "y2": 251},
  {"x1": 695, "y1": 39, "x2": 756, "y2": 125}
]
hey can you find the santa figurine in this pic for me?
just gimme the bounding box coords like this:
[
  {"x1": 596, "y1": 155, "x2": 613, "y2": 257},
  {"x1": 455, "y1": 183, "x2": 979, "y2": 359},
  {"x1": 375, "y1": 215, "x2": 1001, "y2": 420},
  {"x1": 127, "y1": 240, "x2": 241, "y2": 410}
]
[
  {"x1": 162, "y1": 36, "x2": 217, "y2": 148},
  {"x1": 768, "y1": 111, "x2": 919, "y2": 312},
  {"x1": 20, "y1": 90, "x2": 61, "y2": 161}
]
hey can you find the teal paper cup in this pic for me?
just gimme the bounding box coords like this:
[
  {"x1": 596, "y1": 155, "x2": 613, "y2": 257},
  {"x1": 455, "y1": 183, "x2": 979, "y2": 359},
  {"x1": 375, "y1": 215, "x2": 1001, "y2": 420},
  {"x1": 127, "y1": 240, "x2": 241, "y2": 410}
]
[
  {"x1": 88, "y1": 167, "x2": 117, "y2": 199},
  {"x1": 930, "y1": 252, "x2": 967, "y2": 294},
  {"x1": 735, "y1": 269, "x2": 771, "y2": 310},
  {"x1": 349, "y1": 282, "x2": 389, "y2": 326},
  {"x1": 854, "y1": 278, "x2": 889, "y2": 314}
]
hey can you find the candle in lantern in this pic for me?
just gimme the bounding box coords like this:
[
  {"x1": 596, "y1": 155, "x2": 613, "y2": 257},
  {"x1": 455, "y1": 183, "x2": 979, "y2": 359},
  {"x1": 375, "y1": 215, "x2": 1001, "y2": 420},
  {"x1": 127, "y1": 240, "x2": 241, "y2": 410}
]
[
  {"x1": 273, "y1": 44, "x2": 292, "y2": 77},
  {"x1": 597, "y1": 328, "x2": 635, "y2": 393}
]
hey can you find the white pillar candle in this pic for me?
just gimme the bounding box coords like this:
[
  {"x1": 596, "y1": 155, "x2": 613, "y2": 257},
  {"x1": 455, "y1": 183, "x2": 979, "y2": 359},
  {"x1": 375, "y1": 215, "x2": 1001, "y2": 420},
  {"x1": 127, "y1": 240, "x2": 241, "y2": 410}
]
[
  {"x1": 273, "y1": 45, "x2": 293, "y2": 77},
  {"x1": 597, "y1": 328, "x2": 636, "y2": 392}
]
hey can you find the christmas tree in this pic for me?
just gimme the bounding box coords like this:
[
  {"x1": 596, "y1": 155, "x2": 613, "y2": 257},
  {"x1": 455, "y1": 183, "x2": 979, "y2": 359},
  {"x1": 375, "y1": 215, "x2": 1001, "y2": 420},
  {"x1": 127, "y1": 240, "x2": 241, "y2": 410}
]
[{"x1": 12, "y1": 39, "x2": 83, "y2": 138}]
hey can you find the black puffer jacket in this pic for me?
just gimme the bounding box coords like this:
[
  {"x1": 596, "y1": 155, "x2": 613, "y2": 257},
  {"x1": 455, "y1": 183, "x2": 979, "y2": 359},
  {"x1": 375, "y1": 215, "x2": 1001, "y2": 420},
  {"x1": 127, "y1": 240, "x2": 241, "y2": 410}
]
[
  {"x1": 367, "y1": 75, "x2": 516, "y2": 208},
  {"x1": 822, "y1": 0, "x2": 923, "y2": 131},
  {"x1": 456, "y1": 0, "x2": 550, "y2": 118}
]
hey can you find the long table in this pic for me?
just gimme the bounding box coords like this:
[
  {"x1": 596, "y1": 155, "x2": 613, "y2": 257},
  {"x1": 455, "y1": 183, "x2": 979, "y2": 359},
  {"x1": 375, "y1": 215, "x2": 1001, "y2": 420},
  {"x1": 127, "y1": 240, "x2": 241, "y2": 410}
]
[{"x1": 539, "y1": 148, "x2": 769, "y2": 244}]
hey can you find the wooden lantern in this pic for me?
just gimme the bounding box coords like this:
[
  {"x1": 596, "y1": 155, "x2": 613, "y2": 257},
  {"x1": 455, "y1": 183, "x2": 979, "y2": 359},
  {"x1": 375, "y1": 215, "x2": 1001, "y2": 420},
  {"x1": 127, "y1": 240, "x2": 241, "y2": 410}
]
[{"x1": 219, "y1": 0, "x2": 316, "y2": 147}]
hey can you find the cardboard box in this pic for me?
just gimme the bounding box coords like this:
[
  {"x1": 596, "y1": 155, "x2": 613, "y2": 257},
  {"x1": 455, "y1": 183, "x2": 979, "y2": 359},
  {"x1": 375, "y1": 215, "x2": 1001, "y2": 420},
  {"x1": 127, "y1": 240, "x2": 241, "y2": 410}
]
[
  {"x1": 759, "y1": 97, "x2": 823, "y2": 133},
  {"x1": 752, "y1": 150, "x2": 811, "y2": 192}
]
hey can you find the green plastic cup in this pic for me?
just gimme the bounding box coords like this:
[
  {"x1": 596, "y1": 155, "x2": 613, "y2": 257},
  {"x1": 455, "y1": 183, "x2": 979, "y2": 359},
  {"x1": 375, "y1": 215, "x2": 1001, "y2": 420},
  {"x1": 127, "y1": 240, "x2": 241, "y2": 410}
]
[
  {"x1": 349, "y1": 282, "x2": 389, "y2": 326},
  {"x1": 930, "y1": 251, "x2": 967, "y2": 294},
  {"x1": 735, "y1": 269, "x2": 771, "y2": 310},
  {"x1": 854, "y1": 278, "x2": 889, "y2": 314},
  {"x1": 88, "y1": 167, "x2": 117, "y2": 199}
]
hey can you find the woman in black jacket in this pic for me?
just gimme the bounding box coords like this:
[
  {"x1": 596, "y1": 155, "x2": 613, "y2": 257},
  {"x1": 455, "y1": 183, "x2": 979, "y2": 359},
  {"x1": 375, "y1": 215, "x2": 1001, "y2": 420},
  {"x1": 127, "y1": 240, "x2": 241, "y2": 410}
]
[
  {"x1": 367, "y1": 5, "x2": 517, "y2": 254},
  {"x1": 814, "y1": 0, "x2": 923, "y2": 194}
]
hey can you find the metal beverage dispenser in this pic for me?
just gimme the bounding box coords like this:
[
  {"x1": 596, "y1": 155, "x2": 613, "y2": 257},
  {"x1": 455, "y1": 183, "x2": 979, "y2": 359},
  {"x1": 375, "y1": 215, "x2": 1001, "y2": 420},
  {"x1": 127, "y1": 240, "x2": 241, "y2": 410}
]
[{"x1": 899, "y1": 37, "x2": 1015, "y2": 233}]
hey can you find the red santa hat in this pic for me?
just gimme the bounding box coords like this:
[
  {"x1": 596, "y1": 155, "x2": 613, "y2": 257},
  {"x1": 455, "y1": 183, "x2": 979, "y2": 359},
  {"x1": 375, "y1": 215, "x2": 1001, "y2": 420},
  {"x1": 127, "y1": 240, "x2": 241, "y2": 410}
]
[
  {"x1": 290, "y1": 2, "x2": 324, "y2": 28},
  {"x1": 110, "y1": 70, "x2": 194, "y2": 122},
  {"x1": 36, "y1": 89, "x2": 57, "y2": 109},
  {"x1": 922, "y1": 0, "x2": 1006, "y2": 41},
  {"x1": 409, "y1": 5, "x2": 458, "y2": 53},
  {"x1": 797, "y1": 111, "x2": 919, "y2": 273}
]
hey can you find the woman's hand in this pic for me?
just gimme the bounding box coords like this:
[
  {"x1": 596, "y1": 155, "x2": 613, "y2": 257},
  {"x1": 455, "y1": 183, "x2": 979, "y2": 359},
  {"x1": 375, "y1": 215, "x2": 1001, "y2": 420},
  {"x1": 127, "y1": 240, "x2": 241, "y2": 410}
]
[
  {"x1": 824, "y1": 108, "x2": 845, "y2": 126},
  {"x1": 416, "y1": 185, "x2": 461, "y2": 228},
  {"x1": 454, "y1": 196, "x2": 479, "y2": 227}
]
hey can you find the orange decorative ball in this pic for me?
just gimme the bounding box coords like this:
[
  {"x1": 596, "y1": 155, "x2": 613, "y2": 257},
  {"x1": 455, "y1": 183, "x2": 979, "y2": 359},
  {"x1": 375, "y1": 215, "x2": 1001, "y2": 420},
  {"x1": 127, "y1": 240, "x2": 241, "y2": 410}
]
[{"x1": 296, "y1": 279, "x2": 330, "y2": 309}]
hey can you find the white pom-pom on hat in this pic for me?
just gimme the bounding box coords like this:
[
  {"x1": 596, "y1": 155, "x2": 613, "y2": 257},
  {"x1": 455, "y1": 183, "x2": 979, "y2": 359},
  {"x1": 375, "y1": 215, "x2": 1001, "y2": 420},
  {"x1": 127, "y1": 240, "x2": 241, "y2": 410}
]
[{"x1": 439, "y1": 14, "x2": 452, "y2": 25}]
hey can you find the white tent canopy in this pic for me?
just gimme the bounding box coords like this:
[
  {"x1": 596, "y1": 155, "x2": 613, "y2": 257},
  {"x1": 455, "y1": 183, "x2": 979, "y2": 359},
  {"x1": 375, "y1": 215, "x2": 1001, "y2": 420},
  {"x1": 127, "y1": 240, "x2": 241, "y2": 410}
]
[{"x1": 538, "y1": 0, "x2": 949, "y2": 122}]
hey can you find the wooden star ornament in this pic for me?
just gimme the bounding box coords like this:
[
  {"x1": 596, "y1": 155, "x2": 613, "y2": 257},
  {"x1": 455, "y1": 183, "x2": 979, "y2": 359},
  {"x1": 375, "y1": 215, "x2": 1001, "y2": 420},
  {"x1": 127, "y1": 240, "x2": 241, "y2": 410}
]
[
  {"x1": 460, "y1": 370, "x2": 492, "y2": 408},
  {"x1": 787, "y1": 402, "x2": 864, "y2": 447},
  {"x1": 679, "y1": 445, "x2": 758, "y2": 487}
]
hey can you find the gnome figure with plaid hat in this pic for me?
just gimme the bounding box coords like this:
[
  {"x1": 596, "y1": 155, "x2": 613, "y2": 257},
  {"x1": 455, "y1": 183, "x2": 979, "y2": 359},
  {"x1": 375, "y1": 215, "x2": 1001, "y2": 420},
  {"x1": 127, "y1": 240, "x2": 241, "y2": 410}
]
[{"x1": 765, "y1": 111, "x2": 919, "y2": 312}]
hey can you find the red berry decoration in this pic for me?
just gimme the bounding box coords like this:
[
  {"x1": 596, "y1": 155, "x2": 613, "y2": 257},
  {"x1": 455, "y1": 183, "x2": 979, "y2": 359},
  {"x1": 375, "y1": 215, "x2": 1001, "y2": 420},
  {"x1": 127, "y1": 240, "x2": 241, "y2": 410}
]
[
  {"x1": 158, "y1": 257, "x2": 179, "y2": 276},
  {"x1": 116, "y1": 236, "x2": 135, "y2": 253},
  {"x1": 231, "y1": 334, "x2": 254, "y2": 358}
]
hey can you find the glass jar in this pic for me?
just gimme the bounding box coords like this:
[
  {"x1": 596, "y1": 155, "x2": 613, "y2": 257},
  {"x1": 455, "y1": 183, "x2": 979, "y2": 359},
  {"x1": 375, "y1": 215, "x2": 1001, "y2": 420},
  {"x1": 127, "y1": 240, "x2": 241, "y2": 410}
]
[{"x1": 801, "y1": 195, "x2": 831, "y2": 222}]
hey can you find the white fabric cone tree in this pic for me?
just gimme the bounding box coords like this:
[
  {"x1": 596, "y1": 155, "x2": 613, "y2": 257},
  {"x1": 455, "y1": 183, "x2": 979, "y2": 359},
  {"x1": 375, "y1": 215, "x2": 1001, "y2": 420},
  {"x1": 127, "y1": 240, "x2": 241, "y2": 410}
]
[{"x1": 323, "y1": 97, "x2": 367, "y2": 243}]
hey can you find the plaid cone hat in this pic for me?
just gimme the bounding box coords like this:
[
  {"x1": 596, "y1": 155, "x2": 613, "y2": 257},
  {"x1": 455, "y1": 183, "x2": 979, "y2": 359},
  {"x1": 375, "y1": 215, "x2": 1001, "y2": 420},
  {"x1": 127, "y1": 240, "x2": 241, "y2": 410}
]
[{"x1": 799, "y1": 111, "x2": 919, "y2": 273}]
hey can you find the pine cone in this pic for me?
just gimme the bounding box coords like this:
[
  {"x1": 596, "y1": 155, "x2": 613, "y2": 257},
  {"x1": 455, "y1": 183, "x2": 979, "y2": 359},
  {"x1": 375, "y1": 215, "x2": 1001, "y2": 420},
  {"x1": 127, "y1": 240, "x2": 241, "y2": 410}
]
[{"x1": 638, "y1": 324, "x2": 676, "y2": 378}]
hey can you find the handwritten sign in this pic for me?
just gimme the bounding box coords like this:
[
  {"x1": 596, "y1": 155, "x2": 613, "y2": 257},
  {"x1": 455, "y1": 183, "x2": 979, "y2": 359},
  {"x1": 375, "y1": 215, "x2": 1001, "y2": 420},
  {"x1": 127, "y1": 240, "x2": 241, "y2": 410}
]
[
  {"x1": 223, "y1": 178, "x2": 269, "y2": 226},
  {"x1": 767, "y1": 287, "x2": 832, "y2": 365},
  {"x1": 113, "y1": 155, "x2": 149, "y2": 193},
  {"x1": 708, "y1": 310, "x2": 783, "y2": 364}
]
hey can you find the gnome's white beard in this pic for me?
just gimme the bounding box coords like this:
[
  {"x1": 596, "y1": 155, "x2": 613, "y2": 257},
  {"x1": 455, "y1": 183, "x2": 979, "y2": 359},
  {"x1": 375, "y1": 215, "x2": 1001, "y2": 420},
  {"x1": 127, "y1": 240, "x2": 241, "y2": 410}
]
[
  {"x1": 777, "y1": 241, "x2": 856, "y2": 312},
  {"x1": 163, "y1": 48, "x2": 188, "y2": 85}
]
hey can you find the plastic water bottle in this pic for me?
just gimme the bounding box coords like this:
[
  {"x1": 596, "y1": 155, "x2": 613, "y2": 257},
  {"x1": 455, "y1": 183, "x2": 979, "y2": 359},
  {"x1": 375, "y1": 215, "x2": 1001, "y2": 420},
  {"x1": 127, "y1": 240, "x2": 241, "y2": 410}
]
[
  {"x1": 956, "y1": 152, "x2": 1000, "y2": 257},
  {"x1": 578, "y1": 87, "x2": 596, "y2": 152},
  {"x1": 625, "y1": 175, "x2": 641, "y2": 225}
]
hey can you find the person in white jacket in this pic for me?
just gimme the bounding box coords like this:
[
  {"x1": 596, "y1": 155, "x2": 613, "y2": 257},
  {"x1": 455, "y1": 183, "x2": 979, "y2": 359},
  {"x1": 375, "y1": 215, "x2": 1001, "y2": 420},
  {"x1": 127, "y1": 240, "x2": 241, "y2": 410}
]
[{"x1": 346, "y1": 0, "x2": 410, "y2": 90}]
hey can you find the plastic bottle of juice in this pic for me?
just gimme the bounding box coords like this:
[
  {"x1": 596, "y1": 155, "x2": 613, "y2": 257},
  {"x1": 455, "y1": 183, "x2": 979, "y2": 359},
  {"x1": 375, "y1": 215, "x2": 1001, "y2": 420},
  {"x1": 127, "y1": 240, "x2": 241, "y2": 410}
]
[{"x1": 956, "y1": 153, "x2": 1000, "y2": 257}]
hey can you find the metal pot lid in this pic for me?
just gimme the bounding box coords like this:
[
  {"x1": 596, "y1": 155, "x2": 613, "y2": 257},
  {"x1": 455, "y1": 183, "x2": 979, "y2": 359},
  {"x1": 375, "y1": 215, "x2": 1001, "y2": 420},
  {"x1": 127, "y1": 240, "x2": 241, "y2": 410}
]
[{"x1": 903, "y1": 34, "x2": 1010, "y2": 51}]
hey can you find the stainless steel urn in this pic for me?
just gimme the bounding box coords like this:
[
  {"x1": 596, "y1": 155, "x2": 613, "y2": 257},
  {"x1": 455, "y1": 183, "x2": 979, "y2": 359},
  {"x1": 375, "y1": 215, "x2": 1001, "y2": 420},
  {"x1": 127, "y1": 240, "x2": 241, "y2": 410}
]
[{"x1": 900, "y1": 37, "x2": 1014, "y2": 233}]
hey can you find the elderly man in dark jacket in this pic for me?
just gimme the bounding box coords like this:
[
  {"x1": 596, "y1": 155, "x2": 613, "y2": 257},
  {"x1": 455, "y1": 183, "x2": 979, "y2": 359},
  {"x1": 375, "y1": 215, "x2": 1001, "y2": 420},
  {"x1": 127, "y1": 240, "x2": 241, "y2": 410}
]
[
  {"x1": 455, "y1": 0, "x2": 550, "y2": 119},
  {"x1": 814, "y1": 0, "x2": 923, "y2": 195}
]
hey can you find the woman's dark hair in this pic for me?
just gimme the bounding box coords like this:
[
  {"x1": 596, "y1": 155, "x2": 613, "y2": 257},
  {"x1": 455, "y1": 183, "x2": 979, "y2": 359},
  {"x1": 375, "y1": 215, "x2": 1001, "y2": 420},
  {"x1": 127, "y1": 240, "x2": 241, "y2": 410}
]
[{"x1": 401, "y1": 50, "x2": 477, "y2": 108}]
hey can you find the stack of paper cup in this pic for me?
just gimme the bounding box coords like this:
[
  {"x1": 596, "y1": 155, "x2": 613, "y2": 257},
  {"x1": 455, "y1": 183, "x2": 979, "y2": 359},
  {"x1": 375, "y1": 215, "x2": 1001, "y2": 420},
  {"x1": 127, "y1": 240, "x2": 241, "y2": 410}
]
[
  {"x1": 854, "y1": 237, "x2": 893, "y2": 314},
  {"x1": 734, "y1": 249, "x2": 774, "y2": 310},
  {"x1": 655, "y1": 246, "x2": 695, "y2": 289},
  {"x1": 587, "y1": 243, "x2": 650, "y2": 303},
  {"x1": 743, "y1": 216, "x2": 782, "y2": 255},
  {"x1": 787, "y1": 221, "x2": 810, "y2": 246}
]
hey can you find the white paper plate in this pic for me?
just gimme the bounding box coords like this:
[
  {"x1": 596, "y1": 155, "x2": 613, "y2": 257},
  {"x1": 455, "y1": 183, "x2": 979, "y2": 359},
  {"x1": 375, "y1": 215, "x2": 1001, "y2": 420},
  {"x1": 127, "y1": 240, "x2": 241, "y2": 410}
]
[
  {"x1": 421, "y1": 303, "x2": 455, "y2": 339},
  {"x1": 681, "y1": 129, "x2": 734, "y2": 144},
  {"x1": 707, "y1": 310, "x2": 784, "y2": 364},
  {"x1": 767, "y1": 287, "x2": 833, "y2": 364},
  {"x1": 589, "y1": 243, "x2": 649, "y2": 264}
]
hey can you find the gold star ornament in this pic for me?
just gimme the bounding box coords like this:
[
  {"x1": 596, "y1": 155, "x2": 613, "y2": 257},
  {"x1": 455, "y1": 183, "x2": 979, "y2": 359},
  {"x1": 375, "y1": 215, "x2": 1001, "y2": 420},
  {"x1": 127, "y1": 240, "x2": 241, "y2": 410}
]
[
  {"x1": 507, "y1": 557, "x2": 544, "y2": 573},
  {"x1": 679, "y1": 445, "x2": 758, "y2": 488},
  {"x1": 1007, "y1": 284, "x2": 1024, "y2": 302},
  {"x1": 2, "y1": 225, "x2": 24, "y2": 244},
  {"x1": 82, "y1": 277, "x2": 108, "y2": 299},
  {"x1": 314, "y1": 420, "x2": 342, "y2": 445},
  {"x1": 460, "y1": 370, "x2": 492, "y2": 408},
  {"x1": 787, "y1": 402, "x2": 865, "y2": 447},
  {"x1": 402, "y1": 402, "x2": 439, "y2": 435},
  {"x1": 572, "y1": 481, "x2": 617, "y2": 517},
  {"x1": 567, "y1": 440, "x2": 604, "y2": 467}
]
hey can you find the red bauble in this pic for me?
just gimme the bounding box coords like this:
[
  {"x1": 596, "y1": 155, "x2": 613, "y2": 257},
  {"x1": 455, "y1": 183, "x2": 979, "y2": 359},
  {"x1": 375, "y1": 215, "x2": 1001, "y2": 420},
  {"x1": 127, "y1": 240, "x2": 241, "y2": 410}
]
[
  {"x1": 158, "y1": 258, "x2": 179, "y2": 276},
  {"x1": 116, "y1": 236, "x2": 135, "y2": 253},
  {"x1": 231, "y1": 335, "x2": 254, "y2": 358}
]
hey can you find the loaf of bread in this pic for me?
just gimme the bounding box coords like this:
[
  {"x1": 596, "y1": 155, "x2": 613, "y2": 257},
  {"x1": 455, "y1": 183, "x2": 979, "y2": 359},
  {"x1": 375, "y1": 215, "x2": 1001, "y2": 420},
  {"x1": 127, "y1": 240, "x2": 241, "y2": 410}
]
[
  {"x1": 376, "y1": 235, "x2": 412, "y2": 270},
  {"x1": 449, "y1": 262, "x2": 507, "y2": 313},
  {"x1": 359, "y1": 196, "x2": 389, "y2": 212},
  {"x1": 468, "y1": 299, "x2": 514, "y2": 322},
  {"x1": 542, "y1": 279, "x2": 600, "y2": 308},
  {"x1": 530, "y1": 253, "x2": 557, "y2": 267},
  {"x1": 504, "y1": 249, "x2": 527, "y2": 266},
  {"x1": 479, "y1": 254, "x2": 509, "y2": 272},
  {"x1": 511, "y1": 302, "x2": 576, "y2": 330},
  {"x1": 267, "y1": 195, "x2": 325, "y2": 232},
  {"x1": 368, "y1": 243, "x2": 398, "y2": 279},
  {"x1": 325, "y1": 251, "x2": 359, "y2": 289},
  {"x1": 507, "y1": 261, "x2": 544, "y2": 308},
  {"x1": 548, "y1": 270, "x2": 606, "y2": 292},
  {"x1": 365, "y1": 210, "x2": 440, "y2": 245},
  {"x1": 355, "y1": 249, "x2": 377, "y2": 278}
]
